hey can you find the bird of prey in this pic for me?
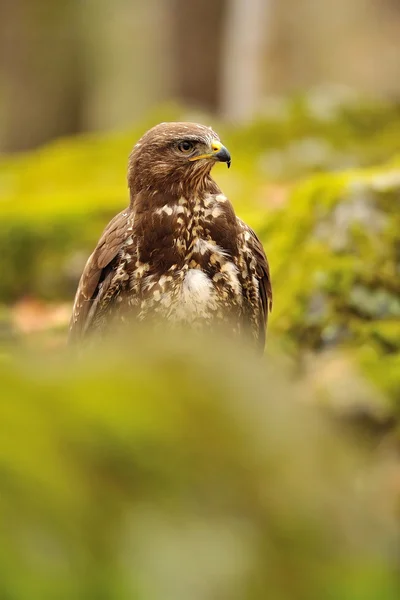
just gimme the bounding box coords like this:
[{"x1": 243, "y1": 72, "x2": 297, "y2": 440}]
[{"x1": 69, "y1": 122, "x2": 272, "y2": 351}]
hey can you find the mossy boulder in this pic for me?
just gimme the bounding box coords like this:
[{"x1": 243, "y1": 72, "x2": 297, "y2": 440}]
[{"x1": 266, "y1": 166, "x2": 400, "y2": 405}]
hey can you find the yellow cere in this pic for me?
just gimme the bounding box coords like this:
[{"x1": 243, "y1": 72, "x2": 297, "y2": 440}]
[{"x1": 189, "y1": 139, "x2": 222, "y2": 162}]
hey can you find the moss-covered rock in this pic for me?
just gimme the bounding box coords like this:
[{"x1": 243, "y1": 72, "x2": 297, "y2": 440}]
[{"x1": 266, "y1": 166, "x2": 400, "y2": 404}]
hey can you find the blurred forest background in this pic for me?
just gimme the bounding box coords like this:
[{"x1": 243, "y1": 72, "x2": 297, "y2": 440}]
[
  {"x1": 0, "y1": 1, "x2": 400, "y2": 599},
  {"x1": 1, "y1": 0, "x2": 400, "y2": 150}
]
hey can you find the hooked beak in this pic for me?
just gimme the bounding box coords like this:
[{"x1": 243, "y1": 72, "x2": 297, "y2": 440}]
[{"x1": 189, "y1": 139, "x2": 231, "y2": 168}]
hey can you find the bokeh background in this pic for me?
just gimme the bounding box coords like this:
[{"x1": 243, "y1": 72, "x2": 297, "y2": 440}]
[{"x1": 0, "y1": 1, "x2": 400, "y2": 598}]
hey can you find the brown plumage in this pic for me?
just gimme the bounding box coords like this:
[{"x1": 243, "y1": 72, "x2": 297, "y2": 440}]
[{"x1": 69, "y1": 122, "x2": 272, "y2": 351}]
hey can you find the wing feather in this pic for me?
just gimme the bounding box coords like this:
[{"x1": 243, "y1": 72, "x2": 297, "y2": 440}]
[
  {"x1": 237, "y1": 218, "x2": 272, "y2": 350},
  {"x1": 68, "y1": 210, "x2": 131, "y2": 342}
]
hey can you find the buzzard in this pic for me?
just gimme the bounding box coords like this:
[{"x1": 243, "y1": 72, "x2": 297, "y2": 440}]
[{"x1": 69, "y1": 122, "x2": 272, "y2": 351}]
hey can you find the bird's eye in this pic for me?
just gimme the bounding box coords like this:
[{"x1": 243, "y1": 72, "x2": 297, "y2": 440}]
[{"x1": 178, "y1": 141, "x2": 194, "y2": 153}]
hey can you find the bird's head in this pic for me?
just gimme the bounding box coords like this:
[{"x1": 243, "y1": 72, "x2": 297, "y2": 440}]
[{"x1": 128, "y1": 122, "x2": 231, "y2": 197}]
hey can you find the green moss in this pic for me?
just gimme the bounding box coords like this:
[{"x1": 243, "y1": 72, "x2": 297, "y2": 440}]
[
  {"x1": 265, "y1": 167, "x2": 400, "y2": 404},
  {"x1": 0, "y1": 334, "x2": 398, "y2": 599}
]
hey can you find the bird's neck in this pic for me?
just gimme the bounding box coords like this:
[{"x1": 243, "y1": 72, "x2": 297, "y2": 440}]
[{"x1": 129, "y1": 175, "x2": 221, "y2": 209}]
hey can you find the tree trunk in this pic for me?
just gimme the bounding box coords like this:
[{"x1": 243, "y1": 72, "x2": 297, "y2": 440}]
[
  {"x1": 0, "y1": 0, "x2": 83, "y2": 153},
  {"x1": 169, "y1": 0, "x2": 227, "y2": 112},
  {"x1": 220, "y1": 0, "x2": 269, "y2": 122},
  {"x1": 80, "y1": 0, "x2": 174, "y2": 133}
]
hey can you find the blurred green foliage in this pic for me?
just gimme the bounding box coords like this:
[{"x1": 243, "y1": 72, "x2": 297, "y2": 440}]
[{"x1": 0, "y1": 332, "x2": 399, "y2": 600}]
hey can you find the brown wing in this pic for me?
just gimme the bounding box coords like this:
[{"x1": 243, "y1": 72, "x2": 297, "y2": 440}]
[
  {"x1": 238, "y1": 219, "x2": 272, "y2": 351},
  {"x1": 69, "y1": 209, "x2": 131, "y2": 343}
]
